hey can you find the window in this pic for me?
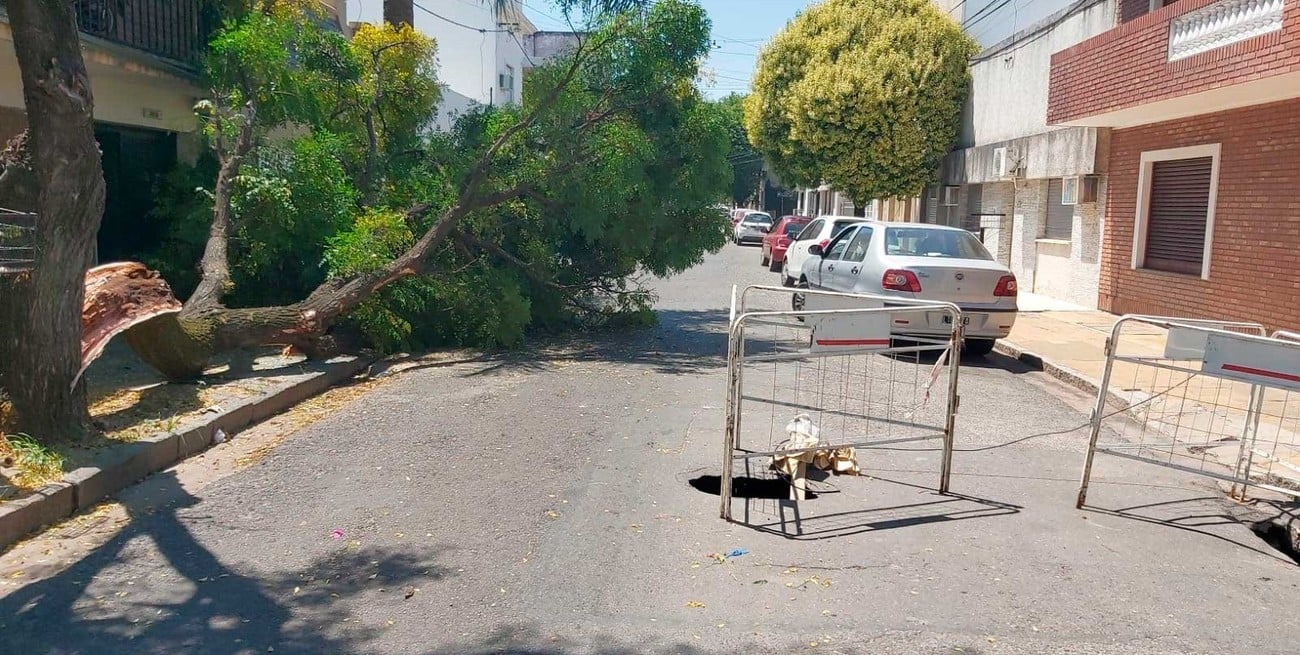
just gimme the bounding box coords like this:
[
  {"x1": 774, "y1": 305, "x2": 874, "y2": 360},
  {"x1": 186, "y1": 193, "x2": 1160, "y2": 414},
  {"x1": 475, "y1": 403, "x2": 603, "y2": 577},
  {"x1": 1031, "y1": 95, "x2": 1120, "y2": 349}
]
[
  {"x1": 886, "y1": 228, "x2": 994, "y2": 261},
  {"x1": 830, "y1": 219, "x2": 859, "y2": 239},
  {"x1": 1060, "y1": 177, "x2": 1079, "y2": 205},
  {"x1": 824, "y1": 227, "x2": 856, "y2": 260},
  {"x1": 500, "y1": 65, "x2": 516, "y2": 104},
  {"x1": 941, "y1": 186, "x2": 959, "y2": 206},
  {"x1": 796, "y1": 219, "x2": 823, "y2": 241},
  {"x1": 842, "y1": 228, "x2": 874, "y2": 263},
  {"x1": 1044, "y1": 178, "x2": 1074, "y2": 241},
  {"x1": 1133, "y1": 144, "x2": 1219, "y2": 278},
  {"x1": 782, "y1": 220, "x2": 810, "y2": 237}
]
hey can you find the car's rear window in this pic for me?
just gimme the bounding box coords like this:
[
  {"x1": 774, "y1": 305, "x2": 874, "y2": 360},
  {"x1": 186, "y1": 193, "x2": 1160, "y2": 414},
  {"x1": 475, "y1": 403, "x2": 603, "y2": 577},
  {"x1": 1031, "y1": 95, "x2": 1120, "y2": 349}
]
[
  {"x1": 745, "y1": 213, "x2": 773, "y2": 224},
  {"x1": 830, "y1": 220, "x2": 858, "y2": 237},
  {"x1": 885, "y1": 227, "x2": 993, "y2": 260},
  {"x1": 782, "y1": 220, "x2": 809, "y2": 236}
]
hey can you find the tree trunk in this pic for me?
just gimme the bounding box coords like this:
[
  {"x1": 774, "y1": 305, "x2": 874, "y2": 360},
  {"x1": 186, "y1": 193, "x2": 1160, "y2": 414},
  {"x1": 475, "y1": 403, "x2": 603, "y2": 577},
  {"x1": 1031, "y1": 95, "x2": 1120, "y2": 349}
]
[{"x1": 0, "y1": 1, "x2": 106, "y2": 443}]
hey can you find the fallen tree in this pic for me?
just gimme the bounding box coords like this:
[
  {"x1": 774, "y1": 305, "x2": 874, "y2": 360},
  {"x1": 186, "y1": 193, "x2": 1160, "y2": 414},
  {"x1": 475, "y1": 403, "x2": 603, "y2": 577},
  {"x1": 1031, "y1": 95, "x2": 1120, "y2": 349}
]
[{"x1": 119, "y1": 0, "x2": 730, "y2": 381}]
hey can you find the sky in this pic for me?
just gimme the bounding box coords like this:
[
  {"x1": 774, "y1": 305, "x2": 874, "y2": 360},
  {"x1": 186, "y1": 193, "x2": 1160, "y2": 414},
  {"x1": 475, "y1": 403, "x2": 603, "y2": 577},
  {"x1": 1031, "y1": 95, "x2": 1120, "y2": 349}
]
[{"x1": 525, "y1": 0, "x2": 808, "y2": 100}]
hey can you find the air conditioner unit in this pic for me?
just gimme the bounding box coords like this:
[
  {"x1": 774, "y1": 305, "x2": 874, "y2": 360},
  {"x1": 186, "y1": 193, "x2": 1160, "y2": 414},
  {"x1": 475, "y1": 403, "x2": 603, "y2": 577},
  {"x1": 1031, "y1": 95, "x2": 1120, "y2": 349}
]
[
  {"x1": 941, "y1": 185, "x2": 959, "y2": 207},
  {"x1": 993, "y1": 147, "x2": 1009, "y2": 178}
]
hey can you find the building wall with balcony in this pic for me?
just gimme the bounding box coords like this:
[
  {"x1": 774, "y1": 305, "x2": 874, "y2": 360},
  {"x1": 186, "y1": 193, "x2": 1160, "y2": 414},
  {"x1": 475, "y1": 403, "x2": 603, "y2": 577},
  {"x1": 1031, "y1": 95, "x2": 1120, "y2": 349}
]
[
  {"x1": 1098, "y1": 98, "x2": 1300, "y2": 329},
  {"x1": 0, "y1": 4, "x2": 214, "y2": 264}
]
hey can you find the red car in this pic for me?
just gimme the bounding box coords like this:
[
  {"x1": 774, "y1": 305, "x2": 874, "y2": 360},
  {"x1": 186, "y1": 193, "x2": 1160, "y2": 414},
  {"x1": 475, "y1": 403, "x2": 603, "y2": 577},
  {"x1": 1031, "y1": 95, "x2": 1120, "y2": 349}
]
[{"x1": 760, "y1": 215, "x2": 811, "y2": 272}]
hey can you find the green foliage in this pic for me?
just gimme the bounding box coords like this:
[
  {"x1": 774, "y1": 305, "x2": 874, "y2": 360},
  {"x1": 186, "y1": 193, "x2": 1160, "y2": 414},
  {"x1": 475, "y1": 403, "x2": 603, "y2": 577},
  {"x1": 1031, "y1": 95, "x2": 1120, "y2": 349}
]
[
  {"x1": 745, "y1": 0, "x2": 977, "y2": 202},
  {"x1": 205, "y1": 2, "x2": 359, "y2": 127},
  {"x1": 228, "y1": 133, "x2": 359, "y2": 305},
  {"x1": 146, "y1": 158, "x2": 219, "y2": 298},
  {"x1": 322, "y1": 0, "x2": 731, "y2": 350},
  {"x1": 0, "y1": 432, "x2": 66, "y2": 488},
  {"x1": 715, "y1": 93, "x2": 764, "y2": 206},
  {"x1": 149, "y1": 0, "x2": 730, "y2": 354}
]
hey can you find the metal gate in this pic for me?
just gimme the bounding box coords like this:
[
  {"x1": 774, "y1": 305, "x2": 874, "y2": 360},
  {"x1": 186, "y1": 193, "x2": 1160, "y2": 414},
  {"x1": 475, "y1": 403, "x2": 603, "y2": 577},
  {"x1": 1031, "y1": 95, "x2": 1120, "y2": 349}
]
[
  {"x1": 720, "y1": 285, "x2": 964, "y2": 522},
  {"x1": 1078, "y1": 315, "x2": 1300, "y2": 507}
]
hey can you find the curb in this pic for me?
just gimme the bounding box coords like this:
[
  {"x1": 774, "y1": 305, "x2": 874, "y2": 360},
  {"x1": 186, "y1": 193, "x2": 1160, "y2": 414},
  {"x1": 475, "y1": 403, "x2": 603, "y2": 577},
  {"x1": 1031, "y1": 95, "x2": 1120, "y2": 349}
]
[
  {"x1": 995, "y1": 338, "x2": 1300, "y2": 559},
  {"x1": 0, "y1": 355, "x2": 373, "y2": 550},
  {"x1": 993, "y1": 339, "x2": 1111, "y2": 403}
]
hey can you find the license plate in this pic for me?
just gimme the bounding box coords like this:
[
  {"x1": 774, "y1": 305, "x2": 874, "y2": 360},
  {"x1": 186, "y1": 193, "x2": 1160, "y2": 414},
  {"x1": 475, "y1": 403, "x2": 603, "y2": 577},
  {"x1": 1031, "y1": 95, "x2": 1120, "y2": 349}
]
[{"x1": 942, "y1": 315, "x2": 970, "y2": 326}]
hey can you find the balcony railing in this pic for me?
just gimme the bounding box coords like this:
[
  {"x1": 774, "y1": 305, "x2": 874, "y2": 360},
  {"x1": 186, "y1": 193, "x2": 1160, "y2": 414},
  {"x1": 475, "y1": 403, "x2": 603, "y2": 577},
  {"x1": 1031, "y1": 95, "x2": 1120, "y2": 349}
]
[
  {"x1": 1169, "y1": 0, "x2": 1286, "y2": 61},
  {"x1": 72, "y1": 0, "x2": 215, "y2": 67},
  {"x1": 0, "y1": 0, "x2": 214, "y2": 68}
]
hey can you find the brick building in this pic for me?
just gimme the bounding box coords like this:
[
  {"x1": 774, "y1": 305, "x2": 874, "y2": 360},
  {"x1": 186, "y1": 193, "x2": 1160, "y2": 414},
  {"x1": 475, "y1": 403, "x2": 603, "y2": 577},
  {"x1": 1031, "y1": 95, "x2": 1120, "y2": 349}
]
[{"x1": 1048, "y1": 0, "x2": 1300, "y2": 328}]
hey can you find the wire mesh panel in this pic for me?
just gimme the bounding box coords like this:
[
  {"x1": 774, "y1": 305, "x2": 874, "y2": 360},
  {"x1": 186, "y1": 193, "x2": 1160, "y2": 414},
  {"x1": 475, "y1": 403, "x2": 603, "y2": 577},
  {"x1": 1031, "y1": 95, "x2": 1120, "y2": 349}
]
[
  {"x1": 0, "y1": 208, "x2": 36, "y2": 274},
  {"x1": 720, "y1": 285, "x2": 963, "y2": 523},
  {"x1": 1078, "y1": 315, "x2": 1300, "y2": 507}
]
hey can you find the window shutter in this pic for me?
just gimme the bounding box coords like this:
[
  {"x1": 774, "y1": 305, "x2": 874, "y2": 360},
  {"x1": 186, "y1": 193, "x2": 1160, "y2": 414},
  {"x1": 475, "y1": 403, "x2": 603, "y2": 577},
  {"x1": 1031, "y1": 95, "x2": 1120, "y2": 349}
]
[
  {"x1": 1045, "y1": 179, "x2": 1074, "y2": 240},
  {"x1": 964, "y1": 184, "x2": 983, "y2": 232},
  {"x1": 1144, "y1": 156, "x2": 1212, "y2": 276}
]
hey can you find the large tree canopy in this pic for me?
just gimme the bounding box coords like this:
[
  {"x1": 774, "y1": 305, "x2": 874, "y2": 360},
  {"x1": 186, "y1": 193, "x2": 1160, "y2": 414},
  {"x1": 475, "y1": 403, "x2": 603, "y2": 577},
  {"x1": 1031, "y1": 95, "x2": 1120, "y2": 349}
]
[{"x1": 744, "y1": 0, "x2": 975, "y2": 203}]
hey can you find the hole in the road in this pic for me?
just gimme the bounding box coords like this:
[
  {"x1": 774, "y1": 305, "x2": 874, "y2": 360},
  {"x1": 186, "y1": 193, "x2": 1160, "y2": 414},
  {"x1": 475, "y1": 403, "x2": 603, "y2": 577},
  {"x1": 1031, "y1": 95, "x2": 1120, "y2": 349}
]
[
  {"x1": 688, "y1": 474, "x2": 819, "y2": 500},
  {"x1": 1250, "y1": 519, "x2": 1300, "y2": 564}
]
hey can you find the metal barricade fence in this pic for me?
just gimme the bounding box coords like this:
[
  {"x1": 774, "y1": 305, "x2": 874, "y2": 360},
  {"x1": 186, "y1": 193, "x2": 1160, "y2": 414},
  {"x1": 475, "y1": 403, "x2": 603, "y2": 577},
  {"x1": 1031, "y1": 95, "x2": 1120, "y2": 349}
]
[
  {"x1": 1078, "y1": 315, "x2": 1300, "y2": 507},
  {"x1": 720, "y1": 285, "x2": 963, "y2": 522},
  {"x1": 0, "y1": 207, "x2": 37, "y2": 274}
]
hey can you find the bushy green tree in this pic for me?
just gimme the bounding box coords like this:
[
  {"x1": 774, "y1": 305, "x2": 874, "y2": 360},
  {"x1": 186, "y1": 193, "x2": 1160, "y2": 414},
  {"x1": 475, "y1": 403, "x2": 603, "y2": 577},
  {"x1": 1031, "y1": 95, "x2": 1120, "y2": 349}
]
[{"x1": 744, "y1": 0, "x2": 976, "y2": 203}]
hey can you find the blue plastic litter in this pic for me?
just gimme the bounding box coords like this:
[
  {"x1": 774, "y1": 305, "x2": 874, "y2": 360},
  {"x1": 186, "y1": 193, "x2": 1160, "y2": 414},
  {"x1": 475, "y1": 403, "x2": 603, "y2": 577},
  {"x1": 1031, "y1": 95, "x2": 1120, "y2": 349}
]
[{"x1": 726, "y1": 548, "x2": 750, "y2": 558}]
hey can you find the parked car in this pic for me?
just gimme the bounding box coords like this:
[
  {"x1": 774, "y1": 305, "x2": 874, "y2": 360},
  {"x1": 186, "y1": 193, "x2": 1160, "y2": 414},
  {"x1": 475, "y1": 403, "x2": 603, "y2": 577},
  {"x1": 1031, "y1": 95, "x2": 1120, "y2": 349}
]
[
  {"x1": 732, "y1": 212, "x2": 774, "y2": 244},
  {"x1": 730, "y1": 208, "x2": 752, "y2": 226},
  {"x1": 798, "y1": 221, "x2": 1018, "y2": 356},
  {"x1": 781, "y1": 216, "x2": 863, "y2": 287},
  {"x1": 760, "y1": 215, "x2": 811, "y2": 271}
]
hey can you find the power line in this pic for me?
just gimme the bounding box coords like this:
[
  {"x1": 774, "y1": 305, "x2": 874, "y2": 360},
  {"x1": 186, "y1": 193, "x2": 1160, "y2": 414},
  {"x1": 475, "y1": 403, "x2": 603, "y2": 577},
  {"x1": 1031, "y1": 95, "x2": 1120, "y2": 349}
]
[
  {"x1": 413, "y1": 1, "x2": 509, "y2": 33},
  {"x1": 509, "y1": 29, "x2": 535, "y2": 66},
  {"x1": 963, "y1": 0, "x2": 1023, "y2": 31}
]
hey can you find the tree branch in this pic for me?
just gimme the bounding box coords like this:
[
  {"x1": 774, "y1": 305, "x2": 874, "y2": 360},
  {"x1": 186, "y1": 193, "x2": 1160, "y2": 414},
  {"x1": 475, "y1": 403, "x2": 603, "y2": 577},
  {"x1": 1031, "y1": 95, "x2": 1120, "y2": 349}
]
[{"x1": 186, "y1": 102, "x2": 256, "y2": 309}]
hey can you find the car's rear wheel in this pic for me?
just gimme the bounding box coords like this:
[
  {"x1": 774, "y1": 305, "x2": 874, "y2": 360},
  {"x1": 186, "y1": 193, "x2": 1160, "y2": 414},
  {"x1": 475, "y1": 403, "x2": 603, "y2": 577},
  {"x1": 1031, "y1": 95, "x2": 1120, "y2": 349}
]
[
  {"x1": 792, "y1": 278, "x2": 808, "y2": 313},
  {"x1": 761, "y1": 249, "x2": 770, "y2": 267},
  {"x1": 768, "y1": 256, "x2": 781, "y2": 272},
  {"x1": 963, "y1": 338, "x2": 997, "y2": 357}
]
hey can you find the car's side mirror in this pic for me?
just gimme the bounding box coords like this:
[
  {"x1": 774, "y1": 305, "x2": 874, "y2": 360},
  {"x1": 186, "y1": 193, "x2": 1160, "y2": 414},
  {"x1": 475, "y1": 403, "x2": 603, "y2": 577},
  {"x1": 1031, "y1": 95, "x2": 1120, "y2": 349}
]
[{"x1": 808, "y1": 244, "x2": 823, "y2": 257}]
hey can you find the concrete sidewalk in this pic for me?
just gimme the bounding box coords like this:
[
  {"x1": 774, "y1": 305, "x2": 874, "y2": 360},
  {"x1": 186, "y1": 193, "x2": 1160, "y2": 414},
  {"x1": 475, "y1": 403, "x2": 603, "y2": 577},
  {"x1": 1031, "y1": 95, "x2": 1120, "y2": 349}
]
[{"x1": 998, "y1": 294, "x2": 1300, "y2": 494}]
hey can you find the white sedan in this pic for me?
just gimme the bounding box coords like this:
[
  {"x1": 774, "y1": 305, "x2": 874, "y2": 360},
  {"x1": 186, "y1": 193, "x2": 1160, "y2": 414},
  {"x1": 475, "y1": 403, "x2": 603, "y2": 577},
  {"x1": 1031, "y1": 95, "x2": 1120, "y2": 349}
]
[
  {"x1": 732, "y1": 212, "x2": 773, "y2": 245},
  {"x1": 798, "y1": 221, "x2": 1018, "y2": 356}
]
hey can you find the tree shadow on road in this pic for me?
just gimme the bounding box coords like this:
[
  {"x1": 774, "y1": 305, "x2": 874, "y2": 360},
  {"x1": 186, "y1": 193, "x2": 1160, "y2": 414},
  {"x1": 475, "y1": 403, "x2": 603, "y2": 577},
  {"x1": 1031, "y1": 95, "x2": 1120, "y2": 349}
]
[{"x1": 0, "y1": 471, "x2": 447, "y2": 655}]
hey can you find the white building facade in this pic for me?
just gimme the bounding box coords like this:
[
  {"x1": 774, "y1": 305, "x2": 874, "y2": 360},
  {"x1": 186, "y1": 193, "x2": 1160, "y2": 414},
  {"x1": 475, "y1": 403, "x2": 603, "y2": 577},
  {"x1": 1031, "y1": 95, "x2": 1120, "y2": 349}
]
[{"x1": 924, "y1": 0, "x2": 1116, "y2": 307}]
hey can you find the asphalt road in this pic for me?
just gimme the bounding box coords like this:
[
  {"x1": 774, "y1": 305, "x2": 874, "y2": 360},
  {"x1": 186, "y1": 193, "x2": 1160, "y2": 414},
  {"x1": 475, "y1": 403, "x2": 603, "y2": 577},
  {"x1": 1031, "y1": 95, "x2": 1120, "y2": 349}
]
[{"x1": 2, "y1": 244, "x2": 1298, "y2": 655}]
